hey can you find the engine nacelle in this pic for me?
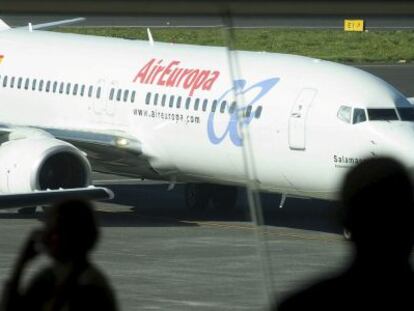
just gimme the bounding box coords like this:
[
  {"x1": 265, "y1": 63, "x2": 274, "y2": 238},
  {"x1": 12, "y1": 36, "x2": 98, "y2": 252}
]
[{"x1": 0, "y1": 137, "x2": 92, "y2": 193}]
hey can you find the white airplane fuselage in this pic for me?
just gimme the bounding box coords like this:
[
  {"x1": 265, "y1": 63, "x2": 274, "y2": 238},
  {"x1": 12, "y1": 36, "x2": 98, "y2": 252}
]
[{"x1": 1, "y1": 29, "x2": 414, "y2": 201}]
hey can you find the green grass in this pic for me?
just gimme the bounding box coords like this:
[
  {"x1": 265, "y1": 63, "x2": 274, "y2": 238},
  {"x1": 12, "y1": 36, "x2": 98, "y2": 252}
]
[{"x1": 58, "y1": 27, "x2": 414, "y2": 64}]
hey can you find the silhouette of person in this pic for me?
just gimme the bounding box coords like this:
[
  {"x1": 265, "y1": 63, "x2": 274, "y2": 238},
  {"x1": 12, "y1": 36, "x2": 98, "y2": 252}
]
[
  {"x1": 274, "y1": 157, "x2": 414, "y2": 311},
  {"x1": 1, "y1": 199, "x2": 118, "y2": 311}
]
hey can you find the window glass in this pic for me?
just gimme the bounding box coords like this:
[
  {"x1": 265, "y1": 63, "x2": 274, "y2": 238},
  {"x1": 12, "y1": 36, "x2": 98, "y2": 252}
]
[
  {"x1": 145, "y1": 92, "x2": 151, "y2": 105},
  {"x1": 2, "y1": 75, "x2": 7, "y2": 87},
  {"x1": 11, "y1": 77, "x2": 15, "y2": 88},
  {"x1": 38, "y1": 80, "x2": 44, "y2": 92},
  {"x1": 185, "y1": 97, "x2": 191, "y2": 110},
  {"x1": 17, "y1": 77, "x2": 23, "y2": 89},
  {"x1": 24, "y1": 79, "x2": 30, "y2": 90},
  {"x1": 123, "y1": 90, "x2": 129, "y2": 102},
  {"x1": 211, "y1": 100, "x2": 218, "y2": 112},
  {"x1": 353, "y1": 108, "x2": 367, "y2": 124},
  {"x1": 73, "y1": 84, "x2": 78, "y2": 95},
  {"x1": 367, "y1": 108, "x2": 398, "y2": 121},
  {"x1": 109, "y1": 88, "x2": 115, "y2": 101},
  {"x1": 229, "y1": 102, "x2": 237, "y2": 114},
  {"x1": 397, "y1": 107, "x2": 414, "y2": 121},
  {"x1": 337, "y1": 105, "x2": 352, "y2": 123},
  {"x1": 53, "y1": 81, "x2": 58, "y2": 93},
  {"x1": 96, "y1": 87, "x2": 102, "y2": 99},
  {"x1": 59, "y1": 82, "x2": 64, "y2": 94},
  {"x1": 220, "y1": 101, "x2": 227, "y2": 113},
  {"x1": 194, "y1": 98, "x2": 200, "y2": 111},
  {"x1": 88, "y1": 86, "x2": 93, "y2": 97},
  {"x1": 255, "y1": 106, "x2": 263, "y2": 119},
  {"x1": 45, "y1": 81, "x2": 51, "y2": 92},
  {"x1": 176, "y1": 96, "x2": 182, "y2": 108},
  {"x1": 169, "y1": 95, "x2": 175, "y2": 108},
  {"x1": 66, "y1": 83, "x2": 71, "y2": 95},
  {"x1": 80, "y1": 85, "x2": 85, "y2": 96},
  {"x1": 202, "y1": 99, "x2": 208, "y2": 112},
  {"x1": 246, "y1": 105, "x2": 252, "y2": 117},
  {"x1": 116, "y1": 89, "x2": 122, "y2": 101},
  {"x1": 153, "y1": 93, "x2": 159, "y2": 106},
  {"x1": 161, "y1": 94, "x2": 166, "y2": 107},
  {"x1": 131, "y1": 91, "x2": 136, "y2": 103}
]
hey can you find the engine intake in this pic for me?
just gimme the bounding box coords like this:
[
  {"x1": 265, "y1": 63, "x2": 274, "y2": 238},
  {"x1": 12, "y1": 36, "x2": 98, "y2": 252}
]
[{"x1": 0, "y1": 137, "x2": 91, "y2": 193}]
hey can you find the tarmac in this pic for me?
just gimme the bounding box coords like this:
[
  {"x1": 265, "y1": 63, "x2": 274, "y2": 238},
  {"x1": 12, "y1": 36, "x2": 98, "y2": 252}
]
[{"x1": 0, "y1": 21, "x2": 413, "y2": 310}]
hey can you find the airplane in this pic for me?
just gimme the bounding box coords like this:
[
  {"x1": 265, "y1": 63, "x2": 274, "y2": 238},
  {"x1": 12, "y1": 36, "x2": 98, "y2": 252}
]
[{"x1": 0, "y1": 17, "x2": 413, "y2": 216}]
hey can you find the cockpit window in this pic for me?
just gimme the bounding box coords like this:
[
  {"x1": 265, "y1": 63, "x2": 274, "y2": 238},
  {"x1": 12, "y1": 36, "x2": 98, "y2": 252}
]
[
  {"x1": 397, "y1": 107, "x2": 414, "y2": 121},
  {"x1": 353, "y1": 108, "x2": 367, "y2": 124},
  {"x1": 367, "y1": 109, "x2": 398, "y2": 121},
  {"x1": 337, "y1": 105, "x2": 352, "y2": 123}
]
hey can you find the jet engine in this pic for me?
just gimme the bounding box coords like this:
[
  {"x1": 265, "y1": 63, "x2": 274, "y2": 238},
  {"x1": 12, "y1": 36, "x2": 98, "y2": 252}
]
[{"x1": 0, "y1": 137, "x2": 91, "y2": 193}]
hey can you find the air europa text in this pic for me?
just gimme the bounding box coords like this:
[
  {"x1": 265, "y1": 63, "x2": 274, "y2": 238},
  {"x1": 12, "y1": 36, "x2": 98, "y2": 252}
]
[{"x1": 133, "y1": 58, "x2": 220, "y2": 96}]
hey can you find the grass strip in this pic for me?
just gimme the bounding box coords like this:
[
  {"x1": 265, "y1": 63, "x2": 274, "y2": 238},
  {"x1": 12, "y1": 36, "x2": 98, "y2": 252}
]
[{"x1": 58, "y1": 27, "x2": 414, "y2": 64}]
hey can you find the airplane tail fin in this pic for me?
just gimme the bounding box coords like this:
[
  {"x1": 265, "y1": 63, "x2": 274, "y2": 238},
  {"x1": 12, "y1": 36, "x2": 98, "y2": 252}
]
[{"x1": 0, "y1": 19, "x2": 10, "y2": 31}]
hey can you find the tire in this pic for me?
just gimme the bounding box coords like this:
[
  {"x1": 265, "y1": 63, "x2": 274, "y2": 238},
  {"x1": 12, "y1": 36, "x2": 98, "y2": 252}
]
[
  {"x1": 185, "y1": 184, "x2": 211, "y2": 212},
  {"x1": 343, "y1": 228, "x2": 352, "y2": 241}
]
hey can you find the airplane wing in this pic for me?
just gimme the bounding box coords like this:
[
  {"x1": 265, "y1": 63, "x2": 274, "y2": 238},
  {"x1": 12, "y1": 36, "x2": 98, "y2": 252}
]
[
  {"x1": 0, "y1": 17, "x2": 85, "y2": 31},
  {"x1": 0, "y1": 187, "x2": 113, "y2": 209}
]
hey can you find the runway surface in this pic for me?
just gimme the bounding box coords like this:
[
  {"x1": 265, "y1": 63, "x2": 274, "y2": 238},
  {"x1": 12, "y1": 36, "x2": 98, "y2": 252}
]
[
  {"x1": 2, "y1": 14, "x2": 414, "y2": 29},
  {"x1": 0, "y1": 21, "x2": 413, "y2": 310}
]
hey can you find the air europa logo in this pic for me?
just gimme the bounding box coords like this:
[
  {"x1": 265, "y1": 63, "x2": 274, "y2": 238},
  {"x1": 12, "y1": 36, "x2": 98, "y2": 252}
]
[{"x1": 133, "y1": 58, "x2": 220, "y2": 96}]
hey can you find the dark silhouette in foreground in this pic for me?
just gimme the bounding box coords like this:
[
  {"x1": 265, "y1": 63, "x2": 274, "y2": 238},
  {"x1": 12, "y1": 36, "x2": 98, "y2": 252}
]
[
  {"x1": 1, "y1": 200, "x2": 117, "y2": 311},
  {"x1": 275, "y1": 157, "x2": 414, "y2": 311}
]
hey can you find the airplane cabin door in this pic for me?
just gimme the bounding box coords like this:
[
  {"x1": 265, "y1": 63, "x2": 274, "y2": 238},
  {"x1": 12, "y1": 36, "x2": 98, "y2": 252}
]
[{"x1": 288, "y1": 88, "x2": 317, "y2": 150}]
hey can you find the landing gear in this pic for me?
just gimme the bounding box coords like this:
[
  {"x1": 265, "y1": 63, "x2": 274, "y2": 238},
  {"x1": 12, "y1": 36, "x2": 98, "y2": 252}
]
[
  {"x1": 185, "y1": 184, "x2": 238, "y2": 212},
  {"x1": 343, "y1": 228, "x2": 352, "y2": 241},
  {"x1": 18, "y1": 206, "x2": 37, "y2": 215}
]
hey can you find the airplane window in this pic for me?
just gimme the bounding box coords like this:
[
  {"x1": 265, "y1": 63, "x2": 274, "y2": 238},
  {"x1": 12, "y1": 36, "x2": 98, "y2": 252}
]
[
  {"x1": 38, "y1": 80, "x2": 44, "y2": 92},
  {"x1": 337, "y1": 105, "x2": 352, "y2": 123},
  {"x1": 229, "y1": 102, "x2": 237, "y2": 114},
  {"x1": 353, "y1": 108, "x2": 367, "y2": 124},
  {"x1": 145, "y1": 92, "x2": 151, "y2": 105},
  {"x1": 169, "y1": 95, "x2": 175, "y2": 108},
  {"x1": 80, "y1": 85, "x2": 85, "y2": 97},
  {"x1": 88, "y1": 86, "x2": 93, "y2": 97},
  {"x1": 45, "y1": 81, "x2": 51, "y2": 93},
  {"x1": 185, "y1": 97, "x2": 191, "y2": 110},
  {"x1": 176, "y1": 96, "x2": 182, "y2": 108},
  {"x1": 246, "y1": 105, "x2": 252, "y2": 117},
  {"x1": 96, "y1": 87, "x2": 102, "y2": 99},
  {"x1": 59, "y1": 82, "x2": 64, "y2": 94},
  {"x1": 131, "y1": 91, "x2": 136, "y2": 103},
  {"x1": 255, "y1": 106, "x2": 263, "y2": 119},
  {"x1": 161, "y1": 94, "x2": 166, "y2": 107},
  {"x1": 73, "y1": 84, "x2": 79, "y2": 95},
  {"x1": 211, "y1": 100, "x2": 218, "y2": 112},
  {"x1": 31, "y1": 79, "x2": 36, "y2": 91},
  {"x1": 154, "y1": 93, "x2": 159, "y2": 106},
  {"x1": 220, "y1": 101, "x2": 227, "y2": 113},
  {"x1": 202, "y1": 99, "x2": 208, "y2": 112},
  {"x1": 17, "y1": 77, "x2": 23, "y2": 89},
  {"x1": 194, "y1": 98, "x2": 200, "y2": 111},
  {"x1": 109, "y1": 88, "x2": 115, "y2": 101},
  {"x1": 24, "y1": 78, "x2": 30, "y2": 90},
  {"x1": 367, "y1": 108, "x2": 398, "y2": 121},
  {"x1": 123, "y1": 90, "x2": 129, "y2": 102},
  {"x1": 11, "y1": 77, "x2": 15, "y2": 88},
  {"x1": 2, "y1": 75, "x2": 7, "y2": 87},
  {"x1": 53, "y1": 81, "x2": 58, "y2": 93},
  {"x1": 116, "y1": 89, "x2": 122, "y2": 101},
  {"x1": 397, "y1": 107, "x2": 414, "y2": 121},
  {"x1": 66, "y1": 83, "x2": 71, "y2": 95}
]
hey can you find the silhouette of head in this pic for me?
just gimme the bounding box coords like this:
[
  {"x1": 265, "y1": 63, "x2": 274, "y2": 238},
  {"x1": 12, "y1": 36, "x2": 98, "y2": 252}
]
[
  {"x1": 341, "y1": 157, "x2": 414, "y2": 263},
  {"x1": 43, "y1": 199, "x2": 99, "y2": 262}
]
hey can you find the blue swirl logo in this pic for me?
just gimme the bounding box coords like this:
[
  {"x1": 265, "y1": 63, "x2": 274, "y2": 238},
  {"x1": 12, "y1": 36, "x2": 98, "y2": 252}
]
[{"x1": 207, "y1": 78, "x2": 280, "y2": 146}]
